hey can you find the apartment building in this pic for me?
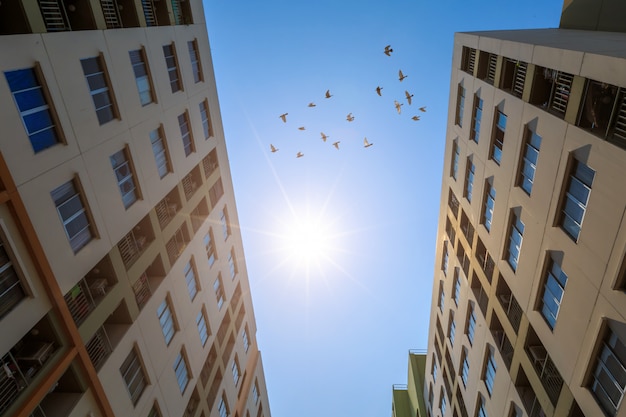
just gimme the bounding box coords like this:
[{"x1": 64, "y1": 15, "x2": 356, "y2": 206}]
[
  {"x1": 392, "y1": 351, "x2": 428, "y2": 417},
  {"x1": 424, "y1": 2, "x2": 626, "y2": 417},
  {"x1": 0, "y1": 2, "x2": 271, "y2": 417}
]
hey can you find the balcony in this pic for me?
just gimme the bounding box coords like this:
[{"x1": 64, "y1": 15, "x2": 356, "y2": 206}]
[
  {"x1": 459, "y1": 211, "x2": 474, "y2": 246},
  {"x1": 182, "y1": 166, "x2": 202, "y2": 201},
  {"x1": 37, "y1": 0, "x2": 97, "y2": 32},
  {"x1": 448, "y1": 189, "x2": 459, "y2": 219},
  {"x1": 166, "y1": 224, "x2": 190, "y2": 266},
  {"x1": 132, "y1": 255, "x2": 166, "y2": 310},
  {"x1": 118, "y1": 215, "x2": 154, "y2": 270},
  {"x1": 207, "y1": 369, "x2": 222, "y2": 409},
  {"x1": 470, "y1": 271, "x2": 488, "y2": 317},
  {"x1": 475, "y1": 237, "x2": 494, "y2": 283},
  {"x1": 170, "y1": 0, "x2": 193, "y2": 25},
  {"x1": 155, "y1": 188, "x2": 182, "y2": 230},
  {"x1": 529, "y1": 66, "x2": 574, "y2": 118},
  {"x1": 190, "y1": 198, "x2": 209, "y2": 233},
  {"x1": 496, "y1": 275, "x2": 522, "y2": 333},
  {"x1": 85, "y1": 326, "x2": 113, "y2": 371},
  {"x1": 525, "y1": 327, "x2": 564, "y2": 405},
  {"x1": 100, "y1": 0, "x2": 140, "y2": 29},
  {"x1": 500, "y1": 58, "x2": 528, "y2": 98},
  {"x1": 456, "y1": 244, "x2": 470, "y2": 278},
  {"x1": 202, "y1": 149, "x2": 219, "y2": 179},
  {"x1": 490, "y1": 314, "x2": 514, "y2": 370},
  {"x1": 200, "y1": 345, "x2": 218, "y2": 388},
  {"x1": 140, "y1": 0, "x2": 170, "y2": 26},
  {"x1": 0, "y1": 2, "x2": 30, "y2": 34},
  {"x1": 515, "y1": 368, "x2": 547, "y2": 417}
]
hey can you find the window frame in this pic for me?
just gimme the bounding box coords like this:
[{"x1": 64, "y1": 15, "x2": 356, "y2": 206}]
[
  {"x1": 490, "y1": 109, "x2": 507, "y2": 165},
  {"x1": 470, "y1": 94, "x2": 483, "y2": 143},
  {"x1": 448, "y1": 311, "x2": 456, "y2": 347},
  {"x1": 163, "y1": 43, "x2": 183, "y2": 93},
  {"x1": 538, "y1": 255, "x2": 568, "y2": 330},
  {"x1": 505, "y1": 211, "x2": 524, "y2": 272},
  {"x1": 588, "y1": 323, "x2": 626, "y2": 417},
  {"x1": 483, "y1": 345, "x2": 497, "y2": 396},
  {"x1": 214, "y1": 273, "x2": 225, "y2": 310},
  {"x1": 184, "y1": 258, "x2": 200, "y2": 301},
  {"x1": 517, "y1": 127, "x2": 541, "y2": 195},
  {"x1": 558, "y1": 158, "x2": 595, "y2": 242},
  {"x1": 481, "y1": 180, "x2": 496, "y2": 232},
  {"x1": 173, "y1": 349, "x2": 191, "y2": 393},
  {"x1": 51, "y1": 178, "x2": 96, "y2": 253},
  {"x1": 451, "y1": 139, "x2": 460, "y2": 180},
  {"x1": 466, "y1": 302, "x2": 476, "y2": 346},
  {"x1": 455, "y1": 84, "x2": 465, "y2": 127},
  {"x1": 188, "y1": 39, "x2": 204, "y2": 83},
  {"x1": 220, "y1": 207, "x2": 231, "y2": 240},
  {"x1": 157, "y1": 295, "x2": 177, "y2": 346},
  {"x1": 0, "y1": 233, "x2": 28, "y2": 319},
  {"x1": 460, "y1": 347, "x2": 469, "y2": 388},
  {"x1": 452, "y1": 268, "x2": 461, "y2": 306},
  {"x1": 178, "y1": 110, "x2": 195, "y2": 157},
  {"x1": 199, "y1": 99, "x2": 214, "y2": 139},
  {"x1": 196, "y1": 306, "x2": 209, "y2": 347},
  {"x1": 464, "y1": 157, "x2": 475, "y2": 203},
  {"x1": 80, "y1": 54, "x2": 119, "y2": 125},
  {"x1": 110, "y1": 146, "x2": 141, "y2": 209},
  {"x1": 129, "y1": 47, "x2": 156, "y2": 106},
  {"x1": 120, "y1": 346, "x2": 148, "y2": 406},
  {"x1": 228, "y1": 248, "x2": 238, "y2": 279},
  {"x1": 149, "y1": 125, "x2": 172, "y2": 179},
  {"x1": 204, "y1": 229, "x2": 217, "y2": 267}
]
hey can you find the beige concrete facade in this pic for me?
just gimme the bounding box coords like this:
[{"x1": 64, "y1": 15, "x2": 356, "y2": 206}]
[
  {"x1": 0, "y1": 2, "x2": 271, "y2": 417},
  {"x1": 424, "y1": 28, "x2": 626, "y2": 417}
]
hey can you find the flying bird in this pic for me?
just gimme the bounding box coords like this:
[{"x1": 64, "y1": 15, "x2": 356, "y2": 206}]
[
  {"x1": 346, "y1": 113, "x2": 355, "y2": 122},
  {"x1": 412, "y1": 115, "x2": 421, "y2": 121},
  {"x1": 376, "y1": 86, "x2": 383, "y2": 96},
  {"x1": 405, "y1": 90, "x2": 414, "y2": 105},
  {"x1": 364, "y1": 138, "x2": 373, "y2": 148},
  {"x1": 419, "y1": 106, "x2": 427, "y2": 112},
  {"x1": 270, "y1": 144, "x2": 279, "y2": 153},
  {"x1": 279, "y1": 113, "x2": 288, "y2": 123},
  {"x1": 398, "y1": 70, "x2": 407, "y2": 82},
  {"x1": 332, "y1": 141, "x2": 340, "y2": 149},
  {"x1": 298, "y1": 126, "x2": 306, "y2": 130},
  {"x1": 325, "y1": 89, "x2": 333, "y2": 99},
  {"x1": 308, "y1": 102, "x2": 316, "y2": 107},
  {"x1": 296, "y1": 152, "x2": 304, "y2": 158},
  {"x1": 384, "y1": 45, "x2": 393, "y2": 56},
  {"x1": 394, "y1": 100, "x2": 403, "y2": 114},
  {"x1": 320, "y1": 132, "x2": 328, "y2": 142}
]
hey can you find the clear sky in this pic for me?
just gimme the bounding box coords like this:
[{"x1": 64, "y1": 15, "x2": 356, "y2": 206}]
[{"x1": 203, "y1": 1, "x2": 562, "y2": 416}]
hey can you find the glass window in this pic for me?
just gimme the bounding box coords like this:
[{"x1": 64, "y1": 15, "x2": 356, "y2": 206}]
[
  {"x1": 214, "y1": 274, "x2": 225, "y2": 310},
  {"x1": 448, "y1": 312, "x2": 456, "y2": 346},
  {"x1": 218, "y1": 393, "x2": 229, "y2": 417},
  {"x1": 196, "y1": 308, "x2": 209, "y2": 346},
  {"x1": 456, "y1": 84, "x2": 465, "y2": 127},
  {"x1": 173, "y1": 350, "x2": 190, "y2": 393},
  {"x1": 184, "y1": 259, "x2": 198, "y2": 301},
  {"x1": 461, "y1": 347, "x2": 469, "y2": 387},
  {"x1": 451, "y1": 140, "x2": 460, "y2": 180},
  {"x1": 242, "y1": 326, "x2": 250, "y2": 352},
  {"x1": 129, "y1": 49, "x2": 154, "y2": 106},
  {"x1": 482, "y1": 182, "x2": 496, "y2": 232},
  {"x1": 188, "y1": 40, "x2": 203, "y2": 83},
  {"x1": 439, "y1": 388, "x2": 446, "y2": 416},
  {"x1": 157, "y1": 297, "x2": 176, "y2": 345},
  {"x1": 110, "y1": 148, "x2": 139, "y2": 209},
  {"x1": 465, "y1": 158, "x2": 475, "y2": 202},
  {"x1": 220, "y1": 207, "x2": 230, "y2": 240},
  {"x1": 438, "y1": 281, "x2": 445, "y2": 313},
  {"x1": 51, "y1": 179, "x2": 94, "y2": 253},
  {"x1": 560, "y1": 159, "x2": 595, "y2": 241},
  {"x1": 232, "y1": 356, "x2": 240, "y2": 385},
  {"x1": 4, "y1": 67, "x2": 62, "y2": 152},
  {"x1": 432, "y1": 357, "x2": 438, "y2": 383},
  {"x1": 540, "y1": 257, "x2": 568, "y2": 330},
  {"x1": 453, "y1": 269, "x2": 461, "y2": 306},
  {"x1": 506, "y1": 212, "x2": 524, "y2": 272},
  {"x1": 149, "y1": 127, "x2": 171, "y2": 178},
  {"x1": 467, "y1": 303, "x2": 476, "y2": 345},
  {"x1": 199, "y1": 100, "x2": 213, "y2": 139},
  {"x1": 178, "y1": 111, "x2": 194, "y2": 156},
  {"x1": 163, "y1": 43, "x2": 182, "y2": 93},
  {"x1": 470, "y1": 95, "x2": 483, "y2": 142},
  {"x1": 252, "y1": 380, "x2": 259, "y2": 403},
  {"x1": 80, "y1": 56, "x2": 117, "y2": 125},
  {"x1": 228, "y1": 249, "x2": 237, "y2": 279},
  {"x1": 120, "y1": 347, "x2": 147, "y2": 405},
  {"x1": 590, "y1": 326, "x2": 626, "y2": 417},
  {"x1": 491, "y1": 111, "x2": 506, "y2": 165},
  {"x1": 442, "y1": 241, "x2": 449, "y2": 276},
  {"x1": 519, "y1": 129, "x2": 541, "y2": 195},
  {"x1": 483, "y1": 346, "x2": 497, "y2": 396},
  {"x1": 204, "y1": 230, "x2": 216, "y2": 266},
  {"x1": 477, "y1": 395, "x2": 488, "y2": 417}
]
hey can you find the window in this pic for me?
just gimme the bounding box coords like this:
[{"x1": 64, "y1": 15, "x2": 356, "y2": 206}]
[
  {"x1": 147, "y1": 403, "x2": 162, "y2": 417},
  {"x1": 439, "y1": 388, "x2": 447, "y2": 416},
  {"x1": 220, "y1": 207, "x2": 231, "y2": 240},
  {"x1": 432, "y1": 356, "x2": 438, "y2": 383},
  {"x1": 184, "y1": 259, "x2": 199, "y2": 301},
  {"x1": 452, "y1": 269, "x2": 461, "y2": 306},
  {"x1": 228, "y1": 249, "x2": 237, "y2": 279},
  {"x1": 218, "y1": 393, "x2": 229, "y2": 417},
  {"x1": 442, "y1": 241, "x2": 449, "y2": 276},
  {"x1": 163, "y1": 43, "x2": 182, "y2": 93},
  {"x1": 232, "y1": 356, "x2": 240, "y2": 385},
  {"x1": 466, "y1": 303, "x2": 476, "y2": 345},
  {"x1": 470, "y1": 95, "x2": 483, "y2": 142},
  {"x1": 5, "y1": 67, "x2": 63, "y2": 152},
  {"x1": 129, "y1": 48, "x2": 154, "y2": 106},
  {"x1": 51, "y1": 179, "x2": 95, "y2": 253},
  {"x1": 120, "y1": 347, "x2": 148, "y2": 406},
  {"x1": 589, "y1": 325, "x2": 626, "y2": 416},
  {"x1": 477, "y1": 395, "x2": 488, "y2": 417},
  {"x1": 506, "y1": 212, "x2": 524, "y2": 272},
  {"x1": 196, "y1": 308, "x2": 209, "y2": 346},
  {"x1": 483, "y1": 346, "x2": 496, "y2": 396},
  {"x1": 178, "y1": 111, "x2": 194, "y2": 156},
  {"x1": 173, "y1": 350, "x2": 190, "y2": 393},
  {"x1": 482, "y1": 181, "x2": 496, "y2": 232},
  {"x1": 188, "y1": 39, "x2": 203, "y2": 83},
  {"x1": 490, "y1": 110, "x2": 506, "y2": 165},
  {"x1": 539, "y1": 257, "x2": 568, "y2": 330},
  {"x1": 0, "y1": 238, "x2": 27, "y2": 319},
  {"x1": 204, "y1": 230, "x2": 216, "y2": 267},
  {"x1": 448, "y1": 312, "x2": 456, "y2": 346},
  {"x1": 518, "y1": 128, "x2": 541, "y2": 195},
  {"x1": 464, "y1": 158, "x2": 475, "y2": 202},
  {"x1": 428, "y1": 384, "x2": 434, "y2": 414},
  {"x1": 455, "y1": 84, "x2": 465, "y2": 127},
  {"x1": 438, "y1": 281, "x2": 445, "y2": 313},
  {"x1": 461, "y1": 347, "x2": 469, "y2": 387},
  {"x1": 149, "y1": 127, "x2": 171, "y2": 179},
  {"x1": 242, "y1": 326, "x2": 250, "y2": 352},
  {"x1": 559, "y1": 159, "x2": 595, "y2": 241},
  {"x1": 451, "y1": 140, "x2": 460, "y2": 180},
  {"x1": 80, "y1": 56, "x2": 118, "y2": 125},
  {"x1": 157, "y1": 297, "x2": 176, "y2": 345},
  {"x1": 110, "y1": 148, "x2": 140, "y2": 209},
  {"x1": 252, "y1": 380, "x2": 259, "y2": 403},
  {"x1": 461, "y1": 47, "x2": 476, "y2": 75},
  {"x1": 214, "y1": 274, "x2": 225, "y2": 310},
  {"x1": 199, "y1": 100, "x2": 213, "y2": 139}
]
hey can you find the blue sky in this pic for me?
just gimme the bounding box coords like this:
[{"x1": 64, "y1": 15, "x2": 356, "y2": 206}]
[{"x1": 203, "y1": 1, "x2": 563, "y2": 416}]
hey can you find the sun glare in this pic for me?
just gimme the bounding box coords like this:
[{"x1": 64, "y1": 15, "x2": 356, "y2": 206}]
[{"x1": 285, "y1": 219, "x2": 331, "y2": 264}]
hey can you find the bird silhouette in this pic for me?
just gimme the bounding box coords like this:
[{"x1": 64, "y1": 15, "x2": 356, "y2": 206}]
[
  {"x1": 364, "y1": 138, "x2": 373, "y2": 148},
  {"x1": 376, "y1": 86, "x2": 383, "y2": 96},
  {"x1": 398, "y1": 70, "x2": 407, "y2": 82},
  {"x1": 308, "y1": 102, "x2": 316, "y2": 107},
  {"x1": 412, "y1": 115, "x2": 421, "y2": 121},
  {"x1": 279, "y1": 113, "x2": 288, "y2": 123},
  {"x1": 298, "y1": 126, "x2": 305, "y2": 130},
  {"x1": 405, "y1": 90, "x2": 414, "y2": 105},
  {"x1": 394, "y1": 100, "x2": 403, "y2": 114},
  {"x1": 325, "y1": 89, "x2": 333, "y2": 99},
  {"x1": 384, "y1": 45, "x2": 393, "y2": 56},
  {"x1": 332, "y1": 141, "x2": 340, "y2": 149},
  {"x1": 296, "y1": 152, "x2": 304, "y2": 158},
  {"x1": 270, "y1": 144, "x2": 279, "y2": 152},
  {"x1": 320, "y1": 132, "x2": 328, "y2": 142},
  {"x1": 346, "y1": 113, "x2": 355, "y2": 122},
  {"x1": 419, "y1": 106, "x2": 427, "y2": 112}
]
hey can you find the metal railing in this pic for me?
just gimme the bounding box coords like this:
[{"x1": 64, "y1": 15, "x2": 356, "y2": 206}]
[
  {"x1": 550, "y1": 71, "x2": 574, "y2": 115},
  {"x1": 132, "y1": 272, "x2": 152, "y2": 310},
  {"x1": 38, "y1": 0, "x2": 69, "y2": 31},
  {"x1": 100, "y1": 0, "x2": 121, "y2": 28},
  {"x1": 487, "y1": 54, "x2": 497, "y2": 84},
  {"x1": 0, "y1": 352, "x2": 27, "y2": 416},
  {"x1": 141, "y1": 0, "x2": 157, "y2": 26},
  {"x1": 86, "y1": 326, "x2": 113, "y2": 370},
  {"x1": 118, "y1": 229, "x2": 147, "y2": 269},
  {"x1": 498, "y1": 293, "x2": 522, "y2": 333},
  {"x1": 64, "y1": 279, "x2": 96, "y2": 325},
  {"x1": 513, "y1": 61, "x2": 527, "y2": 98},
  {"x1": 155, "y1": 197, "x2": 177, "y2": 230}
]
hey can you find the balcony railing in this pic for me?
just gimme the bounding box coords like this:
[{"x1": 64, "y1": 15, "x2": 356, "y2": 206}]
[
  {"x1": 38, "y1": 0, "x2": 70, "y2": 31},
  {"x1": 118, "y1": 228, "x2": 148, "y2": 269},
  {"x1": 526, "y1": 345, "x2": 564, "y2": 405},
  {"x1": 132, "y1": 272, "x2": 152, "y2": 310},
  {"x1": 0, "y1": 352, "x2": 27, "y2": 416},
  {"x1": 86, "y1": 326, "x2": 113, "y2": 370},
  {"x1": 498, "y1": 293, "x2": 522, "y2": 333},
  {"x1": 100, "y1": 0, "x2": 121, "y2": 28},
  {"x1": 518, "y1": 385, "x2": 546, "y2": 417},
  {"x1": 64, "y1": 279, "x2": 96, "y2": 326},
  {"x1": 155, "y1": 197, "x2": 178, "y2": 230},
  {"x1": 492, "y1": 329, "x2": 514, "y2": 370}
]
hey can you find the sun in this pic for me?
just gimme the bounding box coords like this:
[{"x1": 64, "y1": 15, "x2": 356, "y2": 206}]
[{"x1": 284, "y1": 218, "x2": 331, "y2": 265}]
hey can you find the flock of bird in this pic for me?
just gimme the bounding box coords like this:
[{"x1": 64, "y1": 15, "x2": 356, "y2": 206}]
[{"x1": 270, "y1": 45, "x2": 427, "y2": 158}]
